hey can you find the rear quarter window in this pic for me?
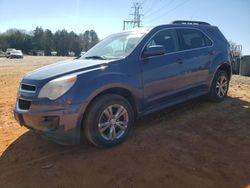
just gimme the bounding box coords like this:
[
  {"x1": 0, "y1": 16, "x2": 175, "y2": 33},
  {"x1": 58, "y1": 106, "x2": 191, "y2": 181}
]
[
  {"x1": 207, "y1": 27, "x2": 229, "y2": 45},
  {"x1": 177, "y1": 28, "x2": 213, "y2": 51}
]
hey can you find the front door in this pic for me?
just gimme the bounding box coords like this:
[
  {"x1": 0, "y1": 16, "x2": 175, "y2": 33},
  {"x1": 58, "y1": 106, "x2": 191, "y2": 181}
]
[{"x1": 140, "y1": 29, "x2": 187, "y2": 108}]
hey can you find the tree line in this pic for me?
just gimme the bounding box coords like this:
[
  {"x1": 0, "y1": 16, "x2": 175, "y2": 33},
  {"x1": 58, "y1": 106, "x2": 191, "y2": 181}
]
[{"x1": 0, "y1": 27, "x2": 99, "y2": 56}]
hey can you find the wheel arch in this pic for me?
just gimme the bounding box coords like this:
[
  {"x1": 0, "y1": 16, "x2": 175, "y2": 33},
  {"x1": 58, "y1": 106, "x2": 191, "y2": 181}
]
[
  {"x1": 210, "y1": 62, "x2": 231, "y2": 84},
  {"x1": 80, "y1": 87, "x2": 138, "y2": 130},
  {"x1": 217, "y1": 63, "x2": 232, "y2": 80}
]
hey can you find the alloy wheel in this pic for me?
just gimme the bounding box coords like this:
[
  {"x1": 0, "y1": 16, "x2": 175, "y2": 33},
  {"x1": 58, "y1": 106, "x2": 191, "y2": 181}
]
[
  {"x1": 216, "y1": 75, "x2": 228, "y2": 98},
  {"x1": 98, "y1": 104, "x2": 129, "y2": 141}
]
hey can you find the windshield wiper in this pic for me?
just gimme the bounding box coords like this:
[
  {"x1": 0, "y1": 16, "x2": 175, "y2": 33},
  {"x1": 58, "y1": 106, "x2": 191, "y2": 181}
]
[{"x1": 84, "y1": 55, "x2": 106, "y2": 60}]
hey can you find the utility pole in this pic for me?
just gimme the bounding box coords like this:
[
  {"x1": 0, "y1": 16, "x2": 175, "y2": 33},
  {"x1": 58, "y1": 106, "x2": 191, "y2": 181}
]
[{"x1": 123, "y1": 2, "x2": 143, "y2": 30}]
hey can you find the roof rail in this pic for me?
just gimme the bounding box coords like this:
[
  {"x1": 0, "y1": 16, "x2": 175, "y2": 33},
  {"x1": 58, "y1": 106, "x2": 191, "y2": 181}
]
[{"x1": 171, "y1": 20, "x2": 211, "y2": 26}]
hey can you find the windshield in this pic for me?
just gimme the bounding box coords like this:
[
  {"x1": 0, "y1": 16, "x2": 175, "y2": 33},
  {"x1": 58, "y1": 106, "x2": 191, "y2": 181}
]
[{"x1": 80, "y1": 32, "x2": 147, "y2": 60}]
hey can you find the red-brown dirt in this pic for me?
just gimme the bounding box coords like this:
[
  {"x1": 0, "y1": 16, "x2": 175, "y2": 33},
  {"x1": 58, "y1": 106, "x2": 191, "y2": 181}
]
[{"x1": 0, "y1": 56, "x2": 249, "y2": 188}]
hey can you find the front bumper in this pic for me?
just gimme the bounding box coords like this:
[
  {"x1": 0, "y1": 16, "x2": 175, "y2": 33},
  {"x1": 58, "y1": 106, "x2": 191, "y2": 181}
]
[{"x1": 14, "y1": 101, "x2": 87, "y2": 145}]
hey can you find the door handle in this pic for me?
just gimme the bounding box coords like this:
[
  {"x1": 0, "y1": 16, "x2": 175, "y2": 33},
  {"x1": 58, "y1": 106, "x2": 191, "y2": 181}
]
[{"x1": 176, "y1": 58, "x2": 183, "y2": 64}]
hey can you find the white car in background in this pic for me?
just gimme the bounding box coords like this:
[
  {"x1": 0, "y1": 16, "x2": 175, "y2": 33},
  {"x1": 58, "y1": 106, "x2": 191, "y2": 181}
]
[
  {"x1": 8, "y1": 50, "x2": 23, "y2": 59},
  {"x1": 0, "y1": 49, "x2": 5, "y2": 57},
  {"x1": 6, "y1": 48, "x2": 16, "y2": 58},
  {"x1": 80, "y1": 51, "x2": 86, "y2": 56}
]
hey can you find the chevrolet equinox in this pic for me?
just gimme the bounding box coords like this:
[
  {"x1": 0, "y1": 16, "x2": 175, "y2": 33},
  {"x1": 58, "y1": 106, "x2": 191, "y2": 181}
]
[{"x1": 14, "y1": 20, "x2": 232, "y2": 147}]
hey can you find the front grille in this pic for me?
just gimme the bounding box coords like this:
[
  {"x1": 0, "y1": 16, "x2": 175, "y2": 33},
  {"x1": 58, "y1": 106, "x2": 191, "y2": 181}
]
[
  {"x1": 18, "y1": 99, "x2": 31, "y2": 110},
  {"x1": 21, "y1": 84, "x2": 36, "y2": 92}
]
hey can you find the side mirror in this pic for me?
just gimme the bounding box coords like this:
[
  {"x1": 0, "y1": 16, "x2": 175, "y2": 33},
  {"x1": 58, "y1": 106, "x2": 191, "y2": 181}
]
[{"x1": 142, "y1": 45, "x2": 166, "y2": 58}]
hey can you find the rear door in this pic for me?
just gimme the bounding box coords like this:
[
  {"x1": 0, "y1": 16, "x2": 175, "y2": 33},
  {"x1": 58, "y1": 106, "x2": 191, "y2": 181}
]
[{"x1": 176, "y1": 28, "x2": 214, "y2": 89}]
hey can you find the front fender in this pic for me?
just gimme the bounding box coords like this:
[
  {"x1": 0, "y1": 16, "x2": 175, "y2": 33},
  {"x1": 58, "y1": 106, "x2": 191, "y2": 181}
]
[
  {"x1": 72, "y1": 70, "x2": 143, "y2": 131},
  {"x1": 78, "y1": 71, "x2": 142, "y2": 101}
]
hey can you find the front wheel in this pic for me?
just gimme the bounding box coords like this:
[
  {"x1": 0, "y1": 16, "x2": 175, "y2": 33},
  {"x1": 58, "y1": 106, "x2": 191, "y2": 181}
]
[
  {"x1": 207, "y1": 70, "x2": 229, "y2": 102},
  {"x1": 83, "y1": 94, "x2": 134, "y2": 147}
]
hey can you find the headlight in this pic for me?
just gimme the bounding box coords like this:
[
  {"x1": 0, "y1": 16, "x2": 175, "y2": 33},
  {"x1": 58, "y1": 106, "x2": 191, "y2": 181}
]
[{"x1": 38, "y1": 75, "x2": 77, "y2": 100}]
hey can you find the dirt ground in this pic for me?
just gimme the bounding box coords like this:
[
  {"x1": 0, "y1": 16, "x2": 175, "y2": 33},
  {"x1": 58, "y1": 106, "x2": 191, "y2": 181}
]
[{"x1": 0, "y1": 56, "x2": 249, "y2": 188}]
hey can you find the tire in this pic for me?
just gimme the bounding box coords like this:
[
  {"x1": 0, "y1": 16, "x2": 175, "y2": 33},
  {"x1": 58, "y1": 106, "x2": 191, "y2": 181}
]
[
  {"x1": 207, "y1": 70, "x2": 229, "y2": 102},
  {"x1": 83, "y1": 94, "x2": 135, "y2": 147}
]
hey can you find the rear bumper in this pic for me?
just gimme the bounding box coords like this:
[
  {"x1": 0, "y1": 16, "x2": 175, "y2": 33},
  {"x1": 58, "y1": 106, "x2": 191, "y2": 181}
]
[{"x1": 14, "y1": 102, "x2": 87, "y2": 145}]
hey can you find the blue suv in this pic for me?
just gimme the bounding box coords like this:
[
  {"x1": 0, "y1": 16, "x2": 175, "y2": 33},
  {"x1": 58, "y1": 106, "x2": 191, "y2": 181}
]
[{"x1": 14, "y1": 20, "x2": 231, "y2": 147}]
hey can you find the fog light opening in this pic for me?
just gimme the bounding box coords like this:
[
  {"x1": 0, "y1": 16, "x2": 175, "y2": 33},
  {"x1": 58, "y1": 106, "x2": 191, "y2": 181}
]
[{"x1": 40, "y1": 116, "x2": 60, "y2": 131}]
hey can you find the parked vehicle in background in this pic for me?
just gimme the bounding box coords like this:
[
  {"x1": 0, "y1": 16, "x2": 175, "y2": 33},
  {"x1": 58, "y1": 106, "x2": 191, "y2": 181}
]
[
  {"x1": 36, "y1": 50, "x2": 44, "y2": 56},
  {"x1": 75, "y1": 51, "x2": 86, "y2": 59},
  {"x1": 9, "y1": 50, "x2": 23, "y2": 59},
  {"x1": 51, "y1": 51, "x2": 57, "y2": 56},
  {"x1": 14, "y1": 20, "x2": 231, "y2": 147},
  {"x1": 0, "y1": 49, "x2": 5, "y2": 57},
  {"x1": 6, "y1": 48, "x2": 16, "y2": 58},
  {"x1": 80, "y1": 51, "x2": 86, "y2": 56},
  {"x1": 68, "y1": 51, "x2": 75, "y2": 56}
]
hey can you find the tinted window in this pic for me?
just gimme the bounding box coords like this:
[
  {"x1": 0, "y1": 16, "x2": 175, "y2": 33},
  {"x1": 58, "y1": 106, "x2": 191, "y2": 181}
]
[
  {"x1": 147, "y1": 29, "x2": 178, "y2": 54},
  {"x1": 207, "y1": 28, "x2": 228, "y2": 44},
  {"x1": 178, "y1": 29, "x2": 212, "y2": 50}
]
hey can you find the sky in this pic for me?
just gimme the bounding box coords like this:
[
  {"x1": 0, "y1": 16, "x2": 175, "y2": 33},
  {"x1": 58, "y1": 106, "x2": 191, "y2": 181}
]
[{"x1": 0, "y1": 0, "x2": 250, "y2": 54}]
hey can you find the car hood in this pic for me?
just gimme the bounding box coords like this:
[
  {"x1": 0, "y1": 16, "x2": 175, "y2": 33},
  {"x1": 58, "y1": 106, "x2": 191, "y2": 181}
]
[{"x1": 24, "y1": 59, "x2": 112, "y2": 80}]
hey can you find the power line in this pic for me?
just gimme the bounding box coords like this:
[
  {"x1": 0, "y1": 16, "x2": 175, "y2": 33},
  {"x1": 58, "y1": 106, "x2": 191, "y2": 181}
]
[
  {"x1": 143, "y1": 0, "x2": 163, "y2": 16},
  {"x1": 146, "y1": 0, "x2": 174, "y2": 18},
  {"x1": 146, "y1": 0, "x2": 191, "y2": 24}
]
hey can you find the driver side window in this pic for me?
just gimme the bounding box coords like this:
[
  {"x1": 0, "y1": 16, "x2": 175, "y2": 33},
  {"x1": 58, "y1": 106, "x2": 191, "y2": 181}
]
[{"x1": 147, "y1": 29, "x2": 178, "y2": 54}]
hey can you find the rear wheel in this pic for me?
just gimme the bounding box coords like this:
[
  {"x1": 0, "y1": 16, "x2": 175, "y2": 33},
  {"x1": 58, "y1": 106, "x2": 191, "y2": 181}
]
[
  {"x1": 207, "y1": 70, "x2": 229, "y2": 102},
  {"x1": 83, "y1": 94, "x2": 134, "y2": 147}
]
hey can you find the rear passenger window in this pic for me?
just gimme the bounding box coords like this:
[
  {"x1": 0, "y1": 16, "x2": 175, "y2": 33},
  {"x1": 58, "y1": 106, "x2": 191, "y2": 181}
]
[
  {"x1": 177, "y1": 29, "x2": 212, "y2": 50},
  {"x1": 147, "y1": 29, "x2": 178, "y2": 54}
]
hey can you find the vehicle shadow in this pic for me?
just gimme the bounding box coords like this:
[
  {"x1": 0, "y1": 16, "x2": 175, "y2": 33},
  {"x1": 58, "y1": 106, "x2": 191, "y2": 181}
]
[{"x1": 0, "y1": 96, "x2": 249, "y2": 188}]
